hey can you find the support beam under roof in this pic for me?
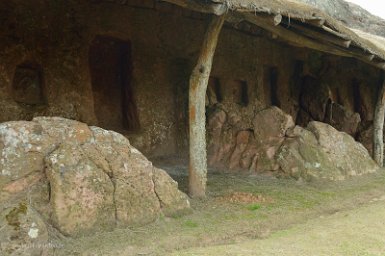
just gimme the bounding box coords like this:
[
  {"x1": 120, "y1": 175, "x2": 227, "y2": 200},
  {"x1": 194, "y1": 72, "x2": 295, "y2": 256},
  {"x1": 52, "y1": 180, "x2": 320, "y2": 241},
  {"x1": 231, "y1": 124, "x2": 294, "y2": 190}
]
[{"x1": 188, "y1": 14, "x2": 225, "y2": 198}]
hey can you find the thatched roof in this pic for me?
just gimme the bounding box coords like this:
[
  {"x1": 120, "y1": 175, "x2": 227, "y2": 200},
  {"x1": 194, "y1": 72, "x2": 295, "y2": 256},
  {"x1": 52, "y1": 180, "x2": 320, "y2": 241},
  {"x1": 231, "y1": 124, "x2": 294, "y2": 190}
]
[{"x1": 164, "y1": 0, "x2": 385, "y2": 70}]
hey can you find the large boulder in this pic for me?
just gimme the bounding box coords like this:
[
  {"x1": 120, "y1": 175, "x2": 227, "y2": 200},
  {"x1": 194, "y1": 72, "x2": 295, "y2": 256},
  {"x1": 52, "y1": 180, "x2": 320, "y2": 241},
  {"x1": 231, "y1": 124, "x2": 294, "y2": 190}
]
[
  {"x1": 207, "y1": 103, "x2": 378, "y2": 181},
  {"x1": 0, "y1": 117, "x2": 190, "y2": 239},
  {"x1": 250, "y1": 106, "x2": 295, "y2": 172},
  {"x1": 276, "y1": 122, "x2": 378, "y2": 181},
  {"x1": 207, "y1": 105, "x2": 295, "y2": 172}
]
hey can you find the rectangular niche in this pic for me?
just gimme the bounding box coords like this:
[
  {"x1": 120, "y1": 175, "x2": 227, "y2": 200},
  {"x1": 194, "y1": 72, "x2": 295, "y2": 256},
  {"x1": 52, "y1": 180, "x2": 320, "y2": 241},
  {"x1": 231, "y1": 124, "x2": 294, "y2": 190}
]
[
  {"x1": 12, "y1": 62, "x2": 45, "y2": 106},
  {"x1": 231, "y1": 79, "x2": 249, "y2": 107}
]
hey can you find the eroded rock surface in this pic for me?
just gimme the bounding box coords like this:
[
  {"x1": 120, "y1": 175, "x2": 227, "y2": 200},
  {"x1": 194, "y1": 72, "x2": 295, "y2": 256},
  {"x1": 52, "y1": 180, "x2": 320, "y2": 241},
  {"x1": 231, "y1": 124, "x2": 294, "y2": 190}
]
[
  {"x1": 207, "y1": 104, "x2": 378, "y2": 180},
  {"x1": 277, "y1": 122, "x2": 378, "y2": 181},
  {"x1": 0, "y1": 117, "x2": 190, "y2": 242}
]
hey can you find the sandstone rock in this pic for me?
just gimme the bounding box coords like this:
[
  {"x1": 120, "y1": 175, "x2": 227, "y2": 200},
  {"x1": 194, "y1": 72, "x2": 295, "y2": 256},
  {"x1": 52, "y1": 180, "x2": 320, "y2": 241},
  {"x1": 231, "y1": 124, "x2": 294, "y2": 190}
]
[
  {"x1": 276, "y1": 122, "x2": 378, "y2": 181},
  {"x1": 0, "y1": 121, "x2": 47, "y2": 185},
  {"x1": 45, "y1": 143, "x2": 115, "y2": 236},
  {"x1": 0, "y1": 203, "x2": 51, "y2": 256},
  {"x1": 153, "y1": 168, "x2": 190, "y2": 217},
  {"x1": 207, "y1": 105, "x2": 295, "y2": 172},
  {"x1": 250, "y1": 106, "x2": 295, "y2": 172},
  {"x1": 0, "y1": 117, "x2": 190, "y2": 237},
  {"x1": 207, "y1": 108, "x2": 227, "y2": 165},
  {"x1": 207, "y1": 102, "x2": 378, "y2": 181},
  {"x1": 252, "y1": 106, "x2": 295, "y2": 145},
  {"x1": 229, "y1": 130, "x2": 251, "y2": 170},
  {"x1": 88, "y1": 126, "x2": 162, "y2": 227}
]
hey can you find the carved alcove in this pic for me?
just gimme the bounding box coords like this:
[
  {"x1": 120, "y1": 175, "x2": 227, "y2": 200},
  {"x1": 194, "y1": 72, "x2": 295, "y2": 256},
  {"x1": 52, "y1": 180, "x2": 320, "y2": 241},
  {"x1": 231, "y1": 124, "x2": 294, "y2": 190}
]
[{"x1": 12, "y1": 62, "x2": 46, "y2": 106}]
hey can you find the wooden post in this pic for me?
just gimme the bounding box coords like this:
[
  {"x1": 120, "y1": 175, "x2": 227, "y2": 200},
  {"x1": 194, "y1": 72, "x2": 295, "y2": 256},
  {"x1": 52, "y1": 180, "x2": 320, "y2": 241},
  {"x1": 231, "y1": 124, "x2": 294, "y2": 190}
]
[
  {"x1": 188, "y1": 14, "x2": 225, "y2": 198},
  {"x1": 373, "y1": 74, "x2": 385, "y2": 167}
]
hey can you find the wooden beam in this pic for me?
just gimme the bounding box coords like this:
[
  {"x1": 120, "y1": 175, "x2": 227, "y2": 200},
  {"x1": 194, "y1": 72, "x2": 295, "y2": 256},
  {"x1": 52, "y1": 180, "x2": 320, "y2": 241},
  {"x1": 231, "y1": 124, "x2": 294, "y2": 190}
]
[
  {"x1": 238, "y1": 13, "x2": 385, "y2": 70},
  {"x1": 273, "y1": 14, "x2": 282, "y2": 26},
  {"x1": 321, "y1": 25, "x2": 350, "y2": 40},
  {"x1": 365, "y1": 54, "x2": 375, "y2": 62},
  {"x1": 161, "y1": 0, "x2": 227, "y2": 15},
  {"x1": 239, "y1": 13, "x2": 352, "y2": 57},
  {"x1": 306, "y1": 18, "x2": 326, "y2": 27},
  {"x1": 188, "y1": 14, "x2": 225, "y2": 198},
  {"x1": 283, "y1": 21, "x2": 352, "y2": 48},
  {"x1": 373, "y1": 73, "x2": 385, "y2": 166}
]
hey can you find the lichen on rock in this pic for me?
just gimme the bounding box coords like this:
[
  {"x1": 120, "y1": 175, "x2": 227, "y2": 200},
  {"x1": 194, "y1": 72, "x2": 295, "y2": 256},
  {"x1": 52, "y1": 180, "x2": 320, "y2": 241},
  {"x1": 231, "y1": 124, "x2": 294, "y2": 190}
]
[{"x1": 0, "y1": 117, "x2": 190, "y2": 239}]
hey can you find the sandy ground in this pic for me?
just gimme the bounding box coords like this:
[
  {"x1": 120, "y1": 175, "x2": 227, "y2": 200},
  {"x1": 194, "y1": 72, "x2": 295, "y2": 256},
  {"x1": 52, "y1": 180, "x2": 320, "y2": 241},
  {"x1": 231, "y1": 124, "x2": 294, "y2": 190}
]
[{"x1": 55, "y1": 166, "x2": 385, "y2": 256}]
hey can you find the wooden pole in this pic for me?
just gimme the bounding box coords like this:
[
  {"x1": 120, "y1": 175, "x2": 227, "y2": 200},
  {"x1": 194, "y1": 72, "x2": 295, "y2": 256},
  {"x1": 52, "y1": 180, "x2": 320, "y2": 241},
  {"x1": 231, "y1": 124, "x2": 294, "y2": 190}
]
[
  {"x1": 188, "y1": 14, "x2": 225, "y2": 198},
  {"x1": 373, "y1": 73, "x2": 385, "y2": 166}
]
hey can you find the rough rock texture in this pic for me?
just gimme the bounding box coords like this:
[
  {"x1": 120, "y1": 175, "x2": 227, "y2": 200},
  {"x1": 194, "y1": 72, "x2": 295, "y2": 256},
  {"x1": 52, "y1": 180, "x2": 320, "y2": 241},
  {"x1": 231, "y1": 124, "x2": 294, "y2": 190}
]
[
  {"x1": 208, "y1": 105, "x2": 295, "y2": 173},
  {"x1": 277, "y1": 122, "x2": 378, "y2": 181},
  {"x1": 296, "y1": 0, "x2": 385, "y2": 37},
  {"x1": 0, "y1": 0, "x2": 381, "y2": 160},
  {"x1": 0, "y1": 117, "x2": 190, "y2": 240},
  {"x1": 324, "y1": 102, "x2": 361, "y2": 136},
  {"x1": 0, "y1": 203, "x2": 51, "y2": 256},
  {"x1": 299, "y1": 76, "x2": 330, "y2": 122},
  {"x1": 207, "y1": 104, "x2": 378, "y2": 180}
]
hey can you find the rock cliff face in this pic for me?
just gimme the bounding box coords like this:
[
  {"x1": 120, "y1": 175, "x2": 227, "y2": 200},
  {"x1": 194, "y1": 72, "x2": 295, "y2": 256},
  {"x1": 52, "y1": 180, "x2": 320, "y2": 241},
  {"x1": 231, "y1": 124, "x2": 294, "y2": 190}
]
[
  {"x1": 296, "y1": 0, "x2": 385, "y2": 37},
  {"x1": 0, "y1": 117, "x2": 190, "y2": 253},
  {"x1": 207, "y1": 103, "x2": 379, "y2": 180}
]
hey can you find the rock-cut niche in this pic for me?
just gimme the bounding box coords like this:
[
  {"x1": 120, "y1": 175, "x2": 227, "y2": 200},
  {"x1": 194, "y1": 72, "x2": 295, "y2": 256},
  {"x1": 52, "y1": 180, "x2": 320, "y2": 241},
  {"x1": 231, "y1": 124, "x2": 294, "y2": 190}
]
[
  {"x1": 89, "y1": 35, "x2": 140, "y2": 131},
  {"x1": 12, "y1": 62, "x2": 46, "y2": 106}
]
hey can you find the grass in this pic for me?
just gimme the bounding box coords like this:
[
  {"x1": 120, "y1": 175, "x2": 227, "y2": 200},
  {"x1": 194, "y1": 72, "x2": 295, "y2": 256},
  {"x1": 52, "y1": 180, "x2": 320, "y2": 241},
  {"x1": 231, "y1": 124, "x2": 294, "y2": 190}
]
[
  {"x1": 56, "y1": 168, "x2": 385, "y2": 256},
  {"x1": 246, "y1": 203, "x2": 261, "y2": 211},
  {"x1": 183, "y1": 220, "x2": 199, "y2": 228}
]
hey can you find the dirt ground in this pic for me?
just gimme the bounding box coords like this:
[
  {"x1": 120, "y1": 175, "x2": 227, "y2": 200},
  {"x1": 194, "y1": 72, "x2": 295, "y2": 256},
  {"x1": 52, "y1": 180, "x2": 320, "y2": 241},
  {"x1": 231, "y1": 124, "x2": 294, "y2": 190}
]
[{"x1": 54, "y1": 164, "x2": 385, "y2": 256}]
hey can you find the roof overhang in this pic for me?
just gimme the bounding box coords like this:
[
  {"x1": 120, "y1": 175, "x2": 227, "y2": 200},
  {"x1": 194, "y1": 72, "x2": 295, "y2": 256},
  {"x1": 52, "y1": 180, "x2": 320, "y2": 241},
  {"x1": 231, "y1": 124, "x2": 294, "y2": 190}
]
[{"x1": 162, "y1": 0, "x2": 385, "y2": 70}]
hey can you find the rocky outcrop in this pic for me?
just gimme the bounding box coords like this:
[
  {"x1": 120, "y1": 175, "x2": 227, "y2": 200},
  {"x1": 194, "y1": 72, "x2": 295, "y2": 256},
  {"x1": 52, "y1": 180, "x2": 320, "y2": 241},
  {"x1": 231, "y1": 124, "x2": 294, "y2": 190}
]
[
  {"x1": 208, "y1": 105, "x2": 295, "y2": 173},
  {"x1": 0, "y1": 117, "x2": 190, "y2": 244},
  {"x1": 277, "y1": 122, "x2": 378, "y2": 181},
  {"x1": 207, "y1": 104, "x2": 379, "y2": 180}
]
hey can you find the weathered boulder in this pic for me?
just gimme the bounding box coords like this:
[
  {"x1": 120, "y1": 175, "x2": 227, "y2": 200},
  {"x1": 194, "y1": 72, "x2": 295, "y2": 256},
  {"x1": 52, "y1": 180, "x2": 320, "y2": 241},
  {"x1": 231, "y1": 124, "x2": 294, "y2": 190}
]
[
  {"x1": 207, "y1": 102, "x2": 378, "y2": 181},
  {"x1": 250, "y1": 106, "x2": 295, "y2": 172},
  {"x1": 45, "y1": 143, "x2": 116, "y2": 235},
  {"x1": 276, "y1": 122, "x2": 378, "y2": 181},
  {"x1": 0, "y1": 117, "x2": 190, "y2": 238},
  {"x1": 252, "y1": 106, "x2": 295, "y2": 146},
  {"x1": 207, "y1": 105, "x2": 295, "y2": 172}
]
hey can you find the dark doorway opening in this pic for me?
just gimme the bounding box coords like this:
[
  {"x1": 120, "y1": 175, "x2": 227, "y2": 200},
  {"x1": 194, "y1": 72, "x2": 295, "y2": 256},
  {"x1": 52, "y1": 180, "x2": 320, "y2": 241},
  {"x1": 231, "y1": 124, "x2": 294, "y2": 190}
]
[
  {"x1": 263, "y1": 66, "x2": 280, "y2": 107},
  {"x1": 89, "y1": 36, "x2": 139, "y2": 131},
  {"x1": 269, "y1": 67, "x2": 280, "y2": 107}
]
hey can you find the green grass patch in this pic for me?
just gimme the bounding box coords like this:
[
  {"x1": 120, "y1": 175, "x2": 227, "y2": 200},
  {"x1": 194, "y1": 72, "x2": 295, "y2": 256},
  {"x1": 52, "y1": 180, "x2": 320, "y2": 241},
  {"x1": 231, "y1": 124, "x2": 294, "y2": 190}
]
[
  {"x1": 183, "y1": 220, "x2": 198, "y2": 228},
  {"x1": 247, "y1": 203, "x2": 261, "y2": 211}
]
